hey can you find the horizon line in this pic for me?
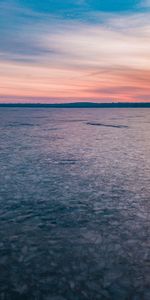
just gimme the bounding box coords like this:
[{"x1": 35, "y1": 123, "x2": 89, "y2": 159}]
[{"x1": 0, "y1": 102, "x2": 150, "y2": 108}]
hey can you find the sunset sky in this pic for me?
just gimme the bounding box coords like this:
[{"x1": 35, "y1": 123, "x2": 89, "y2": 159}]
[{"x1": 0, "y1": 0, "x2": 150, "y2": 103}]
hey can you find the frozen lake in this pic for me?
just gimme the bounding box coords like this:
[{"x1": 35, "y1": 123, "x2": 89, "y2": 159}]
[{"x1": 0, "y1": 108, "x2": 150, "y2": 299}]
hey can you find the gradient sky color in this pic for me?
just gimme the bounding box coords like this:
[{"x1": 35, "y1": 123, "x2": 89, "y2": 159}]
[{"x1": 0, "y1": 0, "x2": 150, "y2": 103}]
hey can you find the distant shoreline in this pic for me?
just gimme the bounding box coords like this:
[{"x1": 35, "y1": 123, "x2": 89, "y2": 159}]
[{"x1": 0, "y1": 102, "x2": 150, "y2": 108}]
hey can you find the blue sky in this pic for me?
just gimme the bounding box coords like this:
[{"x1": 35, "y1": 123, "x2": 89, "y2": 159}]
[
  {"x1": 19, "y1": 0, "x2": 139, "y2": 13},
  {"x1": 1, "y1": 0, "x2": 146, "y2": 14},
  {"x1": 0, "y1": 0, "x2": 149, "y2": 102}
]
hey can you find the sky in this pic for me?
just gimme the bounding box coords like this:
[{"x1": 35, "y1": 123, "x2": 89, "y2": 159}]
[{"x1": 0, "y1": 0, "x2": 150, "y2": 103}]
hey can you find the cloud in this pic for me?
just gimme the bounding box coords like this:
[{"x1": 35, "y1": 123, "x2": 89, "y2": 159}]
[
  {"x1": 0, "y1": 2, "x2": 150, "y2": 102},
  {"x1": 0, "y1": 1, "x2": 149, "y2": 64},
  {"x1": 89, "y1": 86, "x2": 149, "y2": 95},
  {"x1": 139, "y1": 0, "x2": 150, "y2": 8}
]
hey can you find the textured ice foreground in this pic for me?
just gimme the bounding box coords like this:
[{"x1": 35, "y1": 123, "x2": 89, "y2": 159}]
[{"x1": 0, "y1": 108, "x2": 150, "y2": 300}]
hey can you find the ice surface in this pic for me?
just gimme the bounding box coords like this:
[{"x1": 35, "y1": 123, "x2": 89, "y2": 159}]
[{"x1": 0, "y1": 108, "x2": 150, "y2": 299}]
